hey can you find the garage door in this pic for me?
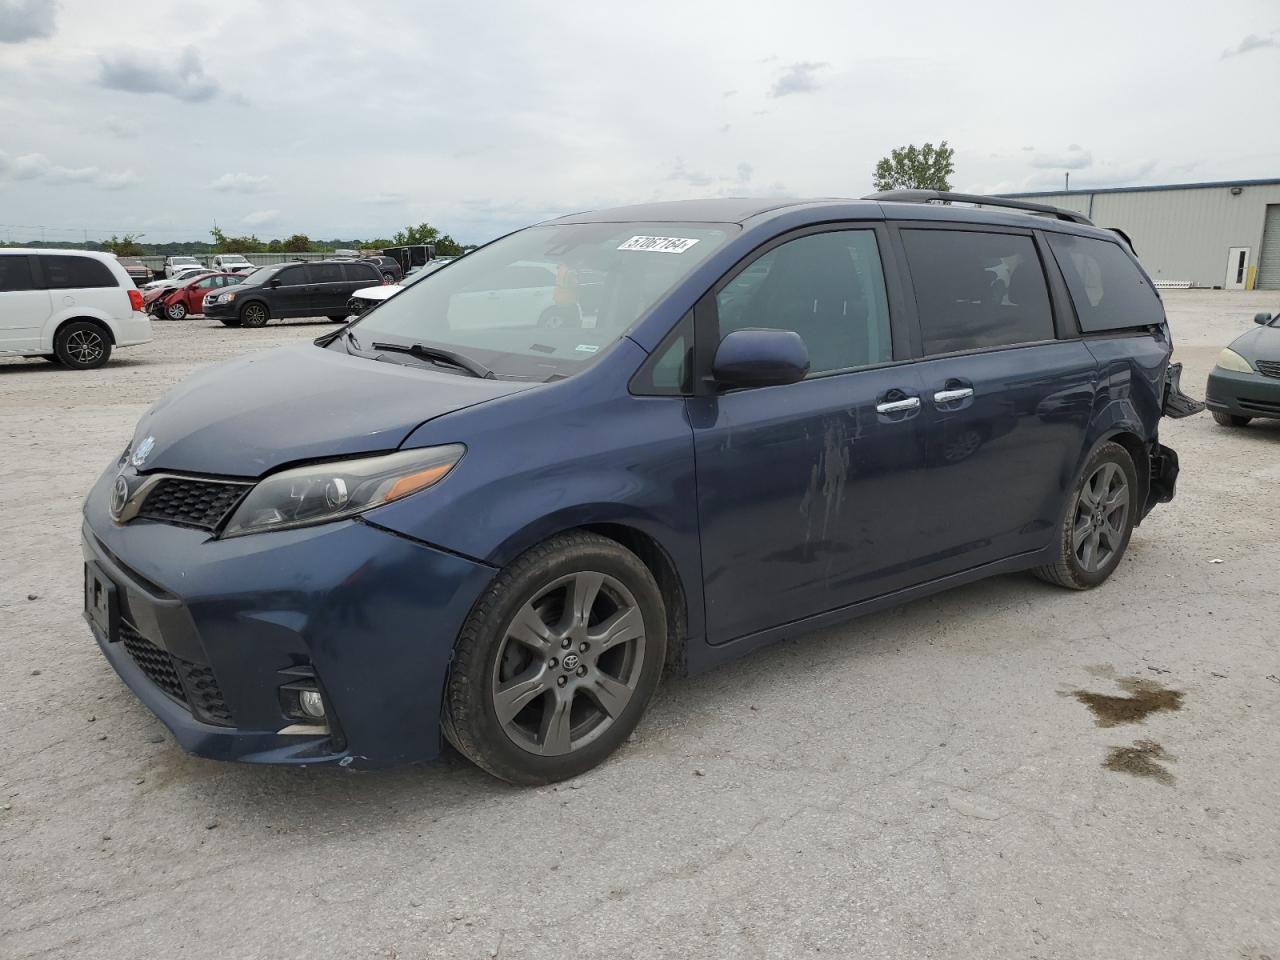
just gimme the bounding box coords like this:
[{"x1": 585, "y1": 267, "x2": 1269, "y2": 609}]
[{"x1": 1260, "y1": 204, "x2": 1280, "y2": 290}]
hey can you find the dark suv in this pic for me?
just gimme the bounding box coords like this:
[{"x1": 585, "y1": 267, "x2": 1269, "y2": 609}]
[
  {"x1": 203, "y1": 259, "x2": 384, "y2": 327},
  {"x1": 82, "y1": 192, "x2": 1201, "y2": 784}
]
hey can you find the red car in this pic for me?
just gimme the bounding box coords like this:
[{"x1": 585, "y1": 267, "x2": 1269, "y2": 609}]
[{"x1": 148, "y1": 272, "x2": 242, "y2": 320}]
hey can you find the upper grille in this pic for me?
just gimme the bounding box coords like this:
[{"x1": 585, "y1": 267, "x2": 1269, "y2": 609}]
[
  {"x1": 1255, "y1": 359, "x2": 1280, "y2": 379},
  {"x1": 118, "y1": 623, "x2": 234, "y2": 726},
  {"x1": 135, "y1": 477, "x2": 250, "y2": 531}
]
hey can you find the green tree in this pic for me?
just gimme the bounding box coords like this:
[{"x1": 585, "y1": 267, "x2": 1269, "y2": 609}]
[
  {"x1": 210, "y1": 226, "x2": 265, "y2": 254},
  {"x1": 102, "y1": 233, "x2": 146, "y2": 256},
  {"x1": 281, "y1": 233, "x2": 314, "y2": 253},
  {"x1": 872, "y1": 141, "x2": 955, "y2": 192},
  {"x1": 392, "y1": 222, "x2": 442, "y2": 246}
]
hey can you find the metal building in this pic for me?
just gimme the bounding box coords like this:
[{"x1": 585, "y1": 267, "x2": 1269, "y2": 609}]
[{"x1": 998, "y1": 178, "x2": 1280, "y2": 290}]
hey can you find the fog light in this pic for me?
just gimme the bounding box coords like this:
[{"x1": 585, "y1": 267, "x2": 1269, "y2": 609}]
[{"x1": 298, "y1": 689, "x2": 326, "y2": 719}]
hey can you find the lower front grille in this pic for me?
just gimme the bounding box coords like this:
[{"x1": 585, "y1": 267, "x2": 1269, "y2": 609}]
[
  {"x1": 1255, "y1": 359, "x2": 1280, "y2": 379},
  {"x1": 118, "y1": 623, "x2": 234, "y2": 726},
  {"x1": 1239, "y1": 397, "x2": 1280, "y2": 414}
]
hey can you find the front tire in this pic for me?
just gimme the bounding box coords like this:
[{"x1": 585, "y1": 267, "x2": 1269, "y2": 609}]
[
  {"x1": 165, "y1": 301, "x2": 187, "y2": 321},
  {"x1": 53, "y1": 321, "x2": 112, "y2": 370},
  {"x1": 444, "y1": 532, "x2": 666, "y2": 785},
  {"x1": 1212, "y1": 411, "x2": 1251, "y2": 427},
  {"x1": 239, "y1": 301, "x2": 269, "y2": 328},
  {"x1": 1035, "y1": 441, "x2": 1138, "y2": 590}
]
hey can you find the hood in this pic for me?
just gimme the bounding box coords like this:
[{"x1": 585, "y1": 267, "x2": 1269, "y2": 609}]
[
  {"x1": 352, "y1": 284, "x2": 401, "y2": 302},
  {"x1": 1231, "y1": 323, "x2": 1280, "y2": 363},
  {"x1": 128, "y1": 342, "x2": 531, "y2": 476}
]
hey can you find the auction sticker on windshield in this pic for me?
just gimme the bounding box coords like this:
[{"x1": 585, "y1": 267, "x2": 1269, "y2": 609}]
[{"x1": 617, "y1": 236, "x2": 701, "y2": 253}]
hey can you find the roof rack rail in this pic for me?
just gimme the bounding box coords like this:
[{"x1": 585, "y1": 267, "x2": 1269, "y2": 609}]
[{"x1": 862, "y1": 189, "x2": 1094, "y2": 226}]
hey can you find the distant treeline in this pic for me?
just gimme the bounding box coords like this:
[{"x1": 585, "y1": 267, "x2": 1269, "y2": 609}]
[{"x1": 4, "y1": 239, "x2": 374, "y2": 255}]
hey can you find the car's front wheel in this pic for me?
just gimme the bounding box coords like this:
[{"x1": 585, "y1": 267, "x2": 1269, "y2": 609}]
[
  {"x1": 1211, "y1": 411, "x2": 1251, "y2": 427},
  {"x1": 53, "y1": 321, "x2": 112, "y2": 370},
  {"x1": 239, "y1": 301, "x2": 269, "y2": 328},
  {"x1": 1035, "y1": 441, "x2": 1138, "y2": 590},
  {"x1": 444, "y1": 532, "x2": 666, "y2": 784},
  {"x1": 165, "y1": 301, "x2": 188, "y2": 321}
]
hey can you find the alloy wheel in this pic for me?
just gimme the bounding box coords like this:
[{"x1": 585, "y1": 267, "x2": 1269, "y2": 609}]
[
  {"x1": 491, "y1": 571, "x2": 647, "y2": 756},
  {"x1": 66, "y1": 329, "x2": 105, "y2": 365},
  {"x1": 243, "y1": 304, "x2": 267, "y2": 326},
  {"x1": 1073, "y1": 462, "x2": 1129, "y2": 572}
]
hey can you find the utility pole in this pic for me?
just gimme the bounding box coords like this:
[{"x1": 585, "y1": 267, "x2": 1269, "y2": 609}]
[{"x1": 1065, "y1": 171, "x2": 1070, "y2": 191}]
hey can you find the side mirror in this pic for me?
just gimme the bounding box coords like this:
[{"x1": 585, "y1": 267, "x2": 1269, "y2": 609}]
[
  {"x1": 1255, "y1": 312, "x2": 1273, "y2": 325},
  {"x1": 712, "y1": 328, "x2": 810, "y2": 389}
]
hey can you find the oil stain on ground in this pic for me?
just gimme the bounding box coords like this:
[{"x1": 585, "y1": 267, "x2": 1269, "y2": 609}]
[
  {"x1": 1071, "y1": 676, "x2": 1184, "y2": 727},
  {"x1": 1104, "y1": 739, "x2": 1176, "y2": 785}
]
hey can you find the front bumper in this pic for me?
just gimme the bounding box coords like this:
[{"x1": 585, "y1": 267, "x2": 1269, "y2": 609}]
[
  {"x1": 82, "y1": 466, "x2": 494, "y2": 768},
  {"x1": 203, "y1": 298, "x2": 238, "y2": 319},
  {"x1": 1206, "y1": 367, "x2": 1280, "y2": 420}
]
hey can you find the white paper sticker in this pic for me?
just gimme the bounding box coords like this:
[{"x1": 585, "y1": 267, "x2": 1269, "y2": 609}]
[
  {"x1": 617, "y1": 235, "x2": 701, "y2": 254},
  {"x1": 575, "y1": 344, "x2": 600, "y2": 353}
]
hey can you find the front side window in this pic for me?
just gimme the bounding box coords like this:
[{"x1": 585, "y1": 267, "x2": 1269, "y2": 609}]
[
  {"x1": 1046, "y1": 233, "x2": 1165, "y2": 332},
  {"x1": 0, "y1": 255, "x2": 35, "y2": 292},
  {"x1": 40, "y1": 255, "x2": 117, "y2": 290},
  {"x1": 715, "y1": 229, "x2": 892, "y2": 376},
  {"x1": 900, "y1": 229, "x2": 1054, "y2": 355},
  {"x1": 349, "y1": 221, "x2": 732, "y2": 381},
  {"x1": 275, "y1": 265, "x2": 308, "y2": 286}
]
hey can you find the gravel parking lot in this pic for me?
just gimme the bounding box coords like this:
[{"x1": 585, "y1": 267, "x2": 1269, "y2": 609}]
[{"x1": 2, "y1": 292, "x2": 1278, "y2": 960}]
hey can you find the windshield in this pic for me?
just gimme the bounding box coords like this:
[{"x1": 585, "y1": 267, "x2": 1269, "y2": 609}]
[
  {"x1": 241, "y1": 265, "x2": 280, "y2": 285},
  {"x1": 221, "y1": 255, "x2": 249, "y2": 263},
  {"x1": 347, "y1": 221, "x2": 731, "y2": 380}
]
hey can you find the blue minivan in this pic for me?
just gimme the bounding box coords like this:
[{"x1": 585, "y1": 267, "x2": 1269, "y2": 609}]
[{"x1": 81, "y1": 192, "x2": 1199, "y2": 783}]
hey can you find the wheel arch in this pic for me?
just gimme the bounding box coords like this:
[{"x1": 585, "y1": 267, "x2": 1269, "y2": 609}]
[
  {"x1": 1094, "y1": 428, "x2": 1151, "y2": 526},
  {"x1": 52, "y1": 314, "x2": 116, "y2": 347}
]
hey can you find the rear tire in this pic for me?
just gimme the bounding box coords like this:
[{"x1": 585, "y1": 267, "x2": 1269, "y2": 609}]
[
  {"x1": 1034, "y1": 441, "x2": 1138, "y2": 590},
  {"x1": 53, "y1": 321, "x2": 112, "y2": 370},
  {"x1": 382, "y1": 272, "x2": 395, "y2": 283},
  {"x1": 239, "y1": 301, "x2": 269, "y2": 328},
  {"x1": 327, "y1": 315, "x2": 348, "y2": 324},
  {"x1": 444, "y1": 531, "x2": 666, "y2": 785},
  {"x1": 1212, "y1": 411, "x2": 1251, "y2": 427}
]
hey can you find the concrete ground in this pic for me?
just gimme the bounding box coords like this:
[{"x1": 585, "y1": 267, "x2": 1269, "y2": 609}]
[{"x1": 2, "y1": 291, "x2": 1277, "y2": 959}]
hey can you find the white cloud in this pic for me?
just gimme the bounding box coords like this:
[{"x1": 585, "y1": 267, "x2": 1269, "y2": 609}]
[
  {"x1": 0, "y1": 0, "x2": 56, "y2": 44},
  {"x1": 0, "y1": 150, "x2": 137, "y2": 190},
  {"x1": 361, "y1": 192, "x2": 407, "y2": 205},
  {"x1": 99, "y1": 45, "x2": 222, "y2": 101},
  {"x1": 209, "y1": 172, "x2": 269, "y2": 193},
  {"x1": 769, "y1": 61, "x2": 827, "y2": 97},
  {"x1": 241, "y1": 209, "x2": 280, "y2": 226},
  {"x1": 1221, "y1": 33, "x2": 1278, "y2": 58},
  {"x1": 1029, "y1": 146, "x2": 1093, "y2": 170}
]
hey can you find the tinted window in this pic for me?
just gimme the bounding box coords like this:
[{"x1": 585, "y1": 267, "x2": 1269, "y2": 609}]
[
  {"x1": 40, "y1": 255, "x2": 117, "y2": 290},
  {"x1": 342, "y1": 262, "x2": 379, "y2": 283},
  {"x1": 312, "y1": 263, "x2": 343, "y2": 283},
  {"x1": 0, "y1": 255, "x2": 35, "y2": 292},
  {"x1": 715, "y1": 229, "x2": 892, "y2": 376},
  {"x1": 276, "y1": 265, "x2": 309, "y2": 286},
  {"x1": 1046, "y1": 233, "x2": 1164, "y2": 332},
  {"x1": 901, "y1": 230, "x2": 1053, "y2": 354}
]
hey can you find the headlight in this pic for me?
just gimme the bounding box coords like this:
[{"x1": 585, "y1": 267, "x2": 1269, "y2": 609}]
[
  {"x1": 219, "y1": 292, "x2": 236, "y2": 303},
  {"x1": 221, "y1": 444, "x2": 464, "y2": 538},
  {"x1": 1215, "y1": 348, "x2": 1254, "y2": 373}
]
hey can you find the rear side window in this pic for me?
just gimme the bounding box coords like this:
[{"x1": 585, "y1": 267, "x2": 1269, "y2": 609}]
[
  {"x1": 0, "y1": 255, "x2": 36, "y2": 292},
  {"x1": 901, "y1": 230, "x2": 1053, "y2": 355},
  {"x1": 40, "y1": 255, "x2": 117, "y2": 290},
  {"x1": 311, "y1": 263, "x2": 343, "y2": 283},
  {"x1": 1046, "y1": 233, "x2": 1164, "y2": 332}
]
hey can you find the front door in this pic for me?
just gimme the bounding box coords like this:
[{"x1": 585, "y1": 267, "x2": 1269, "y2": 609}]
[
  {"x1": 689, "y1": 226, "x2": 932, "y2": 645},
  {"x1": 271, "y1": 264, "x2": 313, "y2": 317},
  {"x1": 1225, "y1": 247, "x2": 1250, "y2": 290}
]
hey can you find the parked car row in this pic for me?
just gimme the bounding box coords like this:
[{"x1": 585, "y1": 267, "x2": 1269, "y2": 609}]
[{"x1": 1206, "y1": 309, "x2": 1280, "y2": 427}]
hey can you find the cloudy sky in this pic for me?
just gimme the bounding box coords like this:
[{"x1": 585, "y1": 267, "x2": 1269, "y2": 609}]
[{"x1": 1, "y1": 0, "x2": 1278, "y2": 245}]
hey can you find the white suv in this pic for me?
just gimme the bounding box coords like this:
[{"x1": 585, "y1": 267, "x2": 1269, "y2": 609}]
[{"x1": 0, "y1": 249, "x2": 153, "y2": 369}]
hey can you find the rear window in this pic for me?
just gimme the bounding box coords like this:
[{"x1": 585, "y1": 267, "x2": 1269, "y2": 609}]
[
  {"x1": 900, "y1": 229, "x2": 1054, "y2": 355},
  {"x1": 0, "y1": 255, "x2": 36, "y2": 292},
  {"x1": 40, "y1": 255, "x2": 117, "y2": 290},
  {"x1": 1046, "y1": 233, "x2": 1165, "y2": 332}
]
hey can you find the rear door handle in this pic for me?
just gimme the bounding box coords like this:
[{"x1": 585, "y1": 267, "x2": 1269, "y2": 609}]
[
  {"x1": 876, "y1": 396, "x2": 921, "y2": 414},
  {"x1": 934, "y1": 387, "x2": 974, "y2": 403}
]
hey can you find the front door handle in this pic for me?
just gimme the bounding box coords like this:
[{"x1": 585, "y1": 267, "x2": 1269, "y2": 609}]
[
  {"x1": 876, "y1": 396, "x2": 921, "y2": 414},
  {"x1": 934, "y1": 387, "x2": 974, "y2": 403}
]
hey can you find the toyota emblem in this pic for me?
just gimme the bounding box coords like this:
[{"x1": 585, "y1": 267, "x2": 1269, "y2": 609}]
[{"x1": 110, "y1": 475, "x2": 130, "y2": 521}]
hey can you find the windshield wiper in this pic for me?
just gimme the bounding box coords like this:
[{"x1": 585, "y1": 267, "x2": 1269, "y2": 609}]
[{"x1": 371, "y1": 341, "x2": 493, "y2": 379}]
